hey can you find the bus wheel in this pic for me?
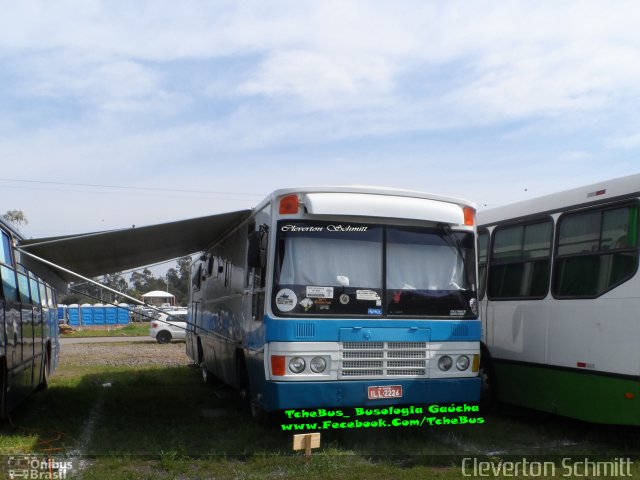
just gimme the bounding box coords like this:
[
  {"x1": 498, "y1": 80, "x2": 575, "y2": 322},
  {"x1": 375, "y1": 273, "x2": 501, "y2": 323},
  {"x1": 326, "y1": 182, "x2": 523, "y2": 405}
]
[
  {"x1": 201, "y1": 364, "x2": 216, "y2": 386},
  {"x1": 36, "y1": 354, "x2": 49, "y2": 391},
  {"x1": 479, "y1": 347, "x2": 496, "y2": 411},
  {"x1": 250, "y1": 399, "x2": 272, "y2": 423}
]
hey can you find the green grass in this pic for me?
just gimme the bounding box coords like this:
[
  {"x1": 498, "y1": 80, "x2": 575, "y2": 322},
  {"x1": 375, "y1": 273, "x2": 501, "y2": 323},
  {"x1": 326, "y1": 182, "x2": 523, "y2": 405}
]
[
  {"x1": 62, "y1": 322, "x2": 150, "y2": 338},
  {"x1": 2, "y1": 349, "x2": 640, "y2": 479}
]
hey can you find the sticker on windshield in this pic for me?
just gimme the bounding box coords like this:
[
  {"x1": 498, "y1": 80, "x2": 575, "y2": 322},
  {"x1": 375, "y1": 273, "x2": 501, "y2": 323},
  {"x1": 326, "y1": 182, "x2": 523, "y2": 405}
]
[
  {"x1": 306, "y1": 286, "x2": 334, "y2": 298},
  {"x1": 275, "y1": 289, "x2": 297, "y2": 312},
  {"x1": 300, "y1": 298, "x2": 314, "y2": 311},
  {"x1": 368, "y1": 308, "x2": 383, "y2": 315},
  {"x1": 449, "y1": 309, "x2": 466, "y2": 316},
  {"x1": 339, "y1": 294, "x2": 350, "y2": 305},
  {"x1": 356, "y1": 290, "x2": 380, "y2": 301}
]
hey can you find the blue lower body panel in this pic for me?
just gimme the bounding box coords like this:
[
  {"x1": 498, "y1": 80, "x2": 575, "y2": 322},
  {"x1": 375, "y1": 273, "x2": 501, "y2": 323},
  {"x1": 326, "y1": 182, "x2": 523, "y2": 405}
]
[{"x1": 260, "y1": 377, "x2": 481, "y2": 411}]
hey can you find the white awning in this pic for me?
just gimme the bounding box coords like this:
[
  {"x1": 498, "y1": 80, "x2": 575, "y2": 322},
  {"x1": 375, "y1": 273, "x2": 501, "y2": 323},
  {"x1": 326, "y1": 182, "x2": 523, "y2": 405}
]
[{"x1": 18, "y1": 209, "x2": 252, "y2": 284}]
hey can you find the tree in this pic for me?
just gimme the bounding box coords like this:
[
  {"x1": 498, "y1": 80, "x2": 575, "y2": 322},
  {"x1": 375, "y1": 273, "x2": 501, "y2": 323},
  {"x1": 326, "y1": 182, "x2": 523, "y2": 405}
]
[
  {"x1": 3, "y1": 210, "x2": 28, "y2": 229},
  {"x1": 166, "y1": 255, "x2": 192, "y2": 305},
  {"x1": 101, "y1": 272, "x2": 129, "y2": 303}
]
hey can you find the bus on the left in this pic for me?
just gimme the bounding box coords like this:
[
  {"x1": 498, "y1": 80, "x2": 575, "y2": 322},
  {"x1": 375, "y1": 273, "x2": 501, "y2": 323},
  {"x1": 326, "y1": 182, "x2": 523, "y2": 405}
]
[{"x1": 0, "y1": 216, "x2": 61, "y2": 418}]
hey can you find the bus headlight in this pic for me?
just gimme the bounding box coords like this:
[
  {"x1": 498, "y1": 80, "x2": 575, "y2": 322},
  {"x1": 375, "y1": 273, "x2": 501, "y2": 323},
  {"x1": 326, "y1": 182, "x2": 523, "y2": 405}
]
[
  {"x1": 289, "y1": 357, "x2": 306, "y2": 374},
  {"x1": 438, "y1": 355, "x2": 453, "y2": 371},
  {"x1": 456, "y1": 355, "x2": 470, "y2": 371},
  {"x1": 310, "y1": 357, "x2": 326, "y2": 373}
]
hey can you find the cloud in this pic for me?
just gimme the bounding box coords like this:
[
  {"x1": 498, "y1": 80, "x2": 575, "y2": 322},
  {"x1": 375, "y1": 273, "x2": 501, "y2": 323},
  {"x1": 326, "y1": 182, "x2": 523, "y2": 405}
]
[
  {"x1": 608, "y1": 133, "x2": 640, "y2": 150},
  {"x1": 239, "y1": 50, "x2": 395, "y2": 110}
]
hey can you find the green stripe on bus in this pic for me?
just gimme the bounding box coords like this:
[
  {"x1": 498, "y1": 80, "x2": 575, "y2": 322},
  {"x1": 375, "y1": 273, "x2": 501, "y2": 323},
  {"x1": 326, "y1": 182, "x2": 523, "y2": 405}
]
[{"x1": 494, "y1": 361, "x2": 640, "y2": 425}]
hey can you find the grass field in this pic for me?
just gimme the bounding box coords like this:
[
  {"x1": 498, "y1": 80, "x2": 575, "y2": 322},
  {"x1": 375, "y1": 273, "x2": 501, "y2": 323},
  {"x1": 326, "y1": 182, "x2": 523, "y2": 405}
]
[
  {"x1": 1, "y1": 342, "x2": 640, "y2": 479},
  {"x1": 61, "y1": 322, "x2": 150, "y2": 338}
]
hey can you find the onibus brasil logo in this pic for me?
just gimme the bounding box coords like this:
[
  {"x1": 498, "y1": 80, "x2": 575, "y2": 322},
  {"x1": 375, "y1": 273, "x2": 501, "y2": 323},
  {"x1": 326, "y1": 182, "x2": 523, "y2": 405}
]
[{"x1": 6, "y1": 455, "x2": 73, "y2": 479}]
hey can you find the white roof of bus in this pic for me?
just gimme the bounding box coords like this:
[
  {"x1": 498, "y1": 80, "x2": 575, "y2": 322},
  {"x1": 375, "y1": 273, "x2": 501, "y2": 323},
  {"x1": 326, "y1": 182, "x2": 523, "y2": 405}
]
[
  {"x1": 18, "y1": 186, "x2": 474, "y2": 285},
  {"x1": 477, "y1": 173, "x2": 640, "y2": 227},
  {"x1": 257, "y1": 185, "x2": 476, "y2": 211}
]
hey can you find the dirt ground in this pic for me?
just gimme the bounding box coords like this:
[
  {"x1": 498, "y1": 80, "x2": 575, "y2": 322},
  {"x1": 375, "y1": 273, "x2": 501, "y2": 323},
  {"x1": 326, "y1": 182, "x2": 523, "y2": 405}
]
[{"x1": 58, "y1": 341, "x2": 192, "y2": 367}]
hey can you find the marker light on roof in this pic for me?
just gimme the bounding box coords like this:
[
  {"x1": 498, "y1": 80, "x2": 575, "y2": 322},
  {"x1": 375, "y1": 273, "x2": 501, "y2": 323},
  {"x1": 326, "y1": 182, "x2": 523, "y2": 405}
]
[
  {"x1": 587, "y1": 189, "x2": 606, "y2": 198},
  {"x1": 463, "y1": 206, "x2": 475, "y2": 226},
  {"x1": 279, "y1": 194, "x2": 299, "y2": 214}
]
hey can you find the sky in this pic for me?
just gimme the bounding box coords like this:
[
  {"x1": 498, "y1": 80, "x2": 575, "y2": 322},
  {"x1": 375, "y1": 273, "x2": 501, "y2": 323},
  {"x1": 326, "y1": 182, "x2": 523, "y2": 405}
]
[{"x1": 1, "y1": 0, "x2": 640, "y2": 243}]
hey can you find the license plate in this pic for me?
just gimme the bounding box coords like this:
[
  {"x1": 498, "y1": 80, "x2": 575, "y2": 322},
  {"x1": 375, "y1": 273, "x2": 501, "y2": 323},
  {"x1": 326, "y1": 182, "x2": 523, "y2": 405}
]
[{"x1": 368, "y1": 385, "x2": 403, "y2": 400}]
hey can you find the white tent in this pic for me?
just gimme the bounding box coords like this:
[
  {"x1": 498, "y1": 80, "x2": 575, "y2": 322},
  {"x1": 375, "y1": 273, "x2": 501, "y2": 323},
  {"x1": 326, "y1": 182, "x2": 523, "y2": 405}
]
[{"x1": 141, "y1": 290, "x2": 175, "y2": 306}]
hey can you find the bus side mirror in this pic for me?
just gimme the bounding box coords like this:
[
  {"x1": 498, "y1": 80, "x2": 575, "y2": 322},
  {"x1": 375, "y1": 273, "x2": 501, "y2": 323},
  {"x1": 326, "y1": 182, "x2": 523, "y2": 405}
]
[{"x1": 247, "y1": 231, "x2": 261, "y2": 269}]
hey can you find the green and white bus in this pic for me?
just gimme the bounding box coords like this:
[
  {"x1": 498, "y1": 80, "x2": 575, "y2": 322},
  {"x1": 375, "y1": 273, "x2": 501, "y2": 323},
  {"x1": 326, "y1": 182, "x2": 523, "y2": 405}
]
[{"x1": 477, "y1": 173, "x2": 640, "y2": 425}]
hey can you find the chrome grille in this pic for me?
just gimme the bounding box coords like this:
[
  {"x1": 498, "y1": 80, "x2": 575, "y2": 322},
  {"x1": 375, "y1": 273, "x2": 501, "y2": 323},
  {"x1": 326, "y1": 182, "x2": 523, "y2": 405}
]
[
  {"x1": 339, "y1": 341, "x2": 429, "y2": 379},
  {"x1": 343, "y1": 351, "x2": 384, "y2": 359}
]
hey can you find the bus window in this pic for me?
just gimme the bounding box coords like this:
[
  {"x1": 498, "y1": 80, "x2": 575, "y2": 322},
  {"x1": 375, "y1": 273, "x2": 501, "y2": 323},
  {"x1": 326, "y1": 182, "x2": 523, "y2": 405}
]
[
  {"x1": 488, "y1": 220, "x2": 552, "y2": 300},
  {"x1": 386, "y1": 227, "x2": 476, "y2": 317},
  {"x1": 554, "y1": 205, "x2": 639, "y2": 298},
  {"x1": 39, "y1": 281, "x2": 48, "y2": 308},
  {"x1": 16, "y1": 271, "x2": 31, "y2": 304},
  {"x1": 1, "y1": 265, "x2": 18, "y2": 303},
  {"x1": 1, "y1": 231, "x2": 13, "y2": 267},
  {"x1": 478, "y1": 229, "x2": 489, "y2": 299},
  {"x1": 29, "y1": 276, "x2": 41, "y2": 305}
]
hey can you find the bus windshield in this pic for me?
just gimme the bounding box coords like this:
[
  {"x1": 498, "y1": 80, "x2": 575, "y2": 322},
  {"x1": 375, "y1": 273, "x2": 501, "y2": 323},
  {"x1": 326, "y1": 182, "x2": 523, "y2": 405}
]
[{"x1": 272, "y1": 221, "x2": 477, "y2": 318}]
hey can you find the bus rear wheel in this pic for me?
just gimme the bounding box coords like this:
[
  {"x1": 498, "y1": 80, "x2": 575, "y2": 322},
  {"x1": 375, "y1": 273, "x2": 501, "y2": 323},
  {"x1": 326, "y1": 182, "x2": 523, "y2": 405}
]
[{"x1": 36, "y1": 354, "x2": 49, "y2": 391}]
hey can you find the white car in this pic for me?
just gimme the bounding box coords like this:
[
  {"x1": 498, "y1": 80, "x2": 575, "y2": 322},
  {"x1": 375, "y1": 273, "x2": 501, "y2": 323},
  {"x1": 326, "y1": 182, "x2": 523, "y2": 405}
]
[{"x1": 150, "y1": 310, "x2": 188, "y2": 343}]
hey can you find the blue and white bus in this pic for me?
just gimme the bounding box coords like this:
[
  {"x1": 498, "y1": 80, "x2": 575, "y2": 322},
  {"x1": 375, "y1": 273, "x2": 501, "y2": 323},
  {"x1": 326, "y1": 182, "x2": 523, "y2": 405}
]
[
  {"x1": 0, "y1": 216, "x2": 62, "y2": 419},
  {"x1": 186, "y1": 187, "x2": 481, "y2": 415}
]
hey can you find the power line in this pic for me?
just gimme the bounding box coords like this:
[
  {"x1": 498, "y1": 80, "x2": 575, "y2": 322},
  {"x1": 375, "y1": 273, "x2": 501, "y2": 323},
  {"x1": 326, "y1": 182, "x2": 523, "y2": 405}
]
[
  {"x1": 0, "y1": 183, "x2": 258, "y2": 202},
  {"x1": 0, "y1": 177, "x2": 265, "y2": 198}
]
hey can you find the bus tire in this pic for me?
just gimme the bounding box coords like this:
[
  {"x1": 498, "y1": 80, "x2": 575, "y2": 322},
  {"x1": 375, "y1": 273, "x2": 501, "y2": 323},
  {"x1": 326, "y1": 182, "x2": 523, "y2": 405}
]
[
  {"x1": 479, "y1": 344, "x2": 497, "y2": 412},
  {"x1": 201, "y1": 363, "x2": 217, "y2": 386},
  {"x1": 236, "y1": 353, "x2": 249, "y2": 401},
  {"x1": 196, "y1": 337, "x2": 204, "y2": 365},
  {"x1": 36, "y1": 353, "x2": 49, "y2": 391}
]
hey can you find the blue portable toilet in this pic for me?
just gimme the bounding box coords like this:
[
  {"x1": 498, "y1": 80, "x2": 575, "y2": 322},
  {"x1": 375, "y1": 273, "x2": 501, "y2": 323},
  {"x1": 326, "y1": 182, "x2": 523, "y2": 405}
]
[
  {"x1": 57, "y1": 304, "x2": 67, "y2": 321},
  {"x1": 117, "y1": 303, "x2": 130, "y2": 324},
  {"x1": 80, "y1": 303, "x2": 94, "y2": 325},
  {"x1": 105, "y1": 304, "x2": 117, "y2": 325},
  {"x1": 93, "y1": 304, "x2": 106, "y2": 325},
  {"x1": 68, "y1": 304, "x2": 80, "y2": 326}
]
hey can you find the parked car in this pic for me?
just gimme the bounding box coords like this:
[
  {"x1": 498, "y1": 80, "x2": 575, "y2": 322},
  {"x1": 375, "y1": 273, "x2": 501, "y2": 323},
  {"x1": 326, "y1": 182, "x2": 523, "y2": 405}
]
[
  {"x1": 150, "y1": 310, "x2": 188, "y2": 344},
  {"x1": 133, "y1": 305, "x2": 158, "y2": 322}
]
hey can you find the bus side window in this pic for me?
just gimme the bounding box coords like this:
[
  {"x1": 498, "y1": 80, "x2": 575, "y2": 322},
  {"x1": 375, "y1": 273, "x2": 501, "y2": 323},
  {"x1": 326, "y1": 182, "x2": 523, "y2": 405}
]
[
  {"x1": 1, "y1": 265, "x2": 18, "y2": 303},
  {"x1": 192, "y1": 264, "x2": 202, "y2": 292},
  {"x1": 478, "y1": 229, "x2": 489, "y2": 300},
  {"x1": 16, "y1": 271, "x2": 32, "y2": 305},
  {"x1": 1, "y1": 230, "x2": 13, "y2": 267},
  {"x1": 553, "y1": 204, "x2": 639, "y2": 298},
  {"x1": 488, "y1": 219, "x2": 552, "y2": 300}
]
